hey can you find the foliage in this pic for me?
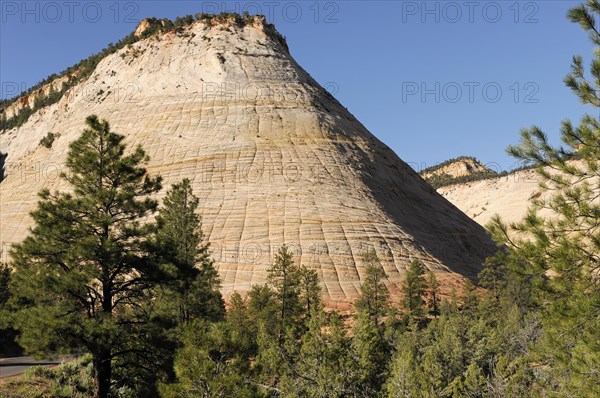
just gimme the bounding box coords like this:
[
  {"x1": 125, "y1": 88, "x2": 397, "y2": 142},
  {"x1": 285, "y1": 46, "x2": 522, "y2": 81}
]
[
  {"x1": 486, "y1": 1, "x2": 600, "y2": 395},
  {"x1": 5, "y1": 115, "x2": 167, "y2": 398},
  {"x1": 39, "y1": 132, "x2": 59, "y2": 149},
  {"x1": 0, "y1": 355, "x2": 96, "y2": 398},
  {"x1": 355, "y1": 249, "x2": 390, "y2": 325}
]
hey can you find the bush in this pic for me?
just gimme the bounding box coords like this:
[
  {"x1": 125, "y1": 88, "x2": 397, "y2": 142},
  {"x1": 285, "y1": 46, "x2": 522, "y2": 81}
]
[
  {"x1": 2, "y1": 356, "x2": 94, "y2": 398},
  {"x1": 39, "y1": 132, "x2": 58, "y2": 149}
]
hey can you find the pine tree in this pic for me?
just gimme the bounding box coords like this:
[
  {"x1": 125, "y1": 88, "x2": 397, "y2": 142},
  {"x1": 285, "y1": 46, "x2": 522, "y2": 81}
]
[
  {"x1": 159, "y1": 321, "x2": 257, "y2": 397},
  {"x1": 448, "y1": 363, "x2": 487, "y2": 397},
  {"x1": 426, "y1": 271, "x2": 440, "y2": 317},
  {"x1": 461, "y1": 279, "x2": 479, "y2": 312},
  {"x1": 0, "y1": 263, "x2": 9, "y2": 308},
  {"x1": 0, "y1": 262, "x2": 20, "y2": 357},
  {"x1": 299, "y1": 266, "x2": 321, "y2": 317},
  {"x1": 297, "y1": 310, "x2": 353, "y2": 397},
  {"x1": 155, "y1": 178, "x2": 224, "y2": 324},
  {"x1": 6, "y1": 115, "x2": 164, "y2": 398},
  {"x1": 350, "y1": 310, "x2": 388, "y2": 396},
  {"x1": 478, "y1": 253, "x2": 508, "y2": 304},
  {"x1": 385, "y1": 329, "x2": 423, "y2": 397},
  {"x1": 226, "y1": 291, "x2": 256, "y2": 361},
  {"x1": 402, "y1": 260, "x2": 427, "y2": 316},
  {"x1": 247, "y1": 283, "x2": 278, "y2": 333},
  {"x1": 355, "y1": 249, "x2": 389, "y2": 325},
  {"x1": 487, "y1": 1, "x2": 600, "y2": 394},
  {"x1": 266, "y1": 245, "x2": 304, "y2": 345}
]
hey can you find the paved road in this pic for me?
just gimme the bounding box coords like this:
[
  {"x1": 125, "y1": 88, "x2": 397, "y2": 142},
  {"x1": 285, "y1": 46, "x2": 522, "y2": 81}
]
[{"x1": 0, "y1": 356, "x2": 67, "y2": 379}]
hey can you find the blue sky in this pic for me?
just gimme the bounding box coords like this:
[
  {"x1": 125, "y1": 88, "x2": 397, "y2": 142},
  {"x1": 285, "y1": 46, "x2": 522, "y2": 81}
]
[{"x1": 1, "y1": 1, "x2": 596, "y2": 171}]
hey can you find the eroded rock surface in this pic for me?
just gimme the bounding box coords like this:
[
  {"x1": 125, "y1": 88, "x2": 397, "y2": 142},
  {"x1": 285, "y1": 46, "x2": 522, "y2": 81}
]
[{"x1": 0, "y1": 17, "x2": 495, "y2": 305}]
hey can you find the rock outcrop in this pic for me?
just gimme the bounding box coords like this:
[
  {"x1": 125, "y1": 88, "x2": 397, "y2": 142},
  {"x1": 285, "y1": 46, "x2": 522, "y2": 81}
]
[
  {"x1": 0, "y1": 16, "x2": 496, "y2": 305},
  {"x1": 0, "y1": 75, "x2": 74, "y2": 120},
  {"x1": 437, "y1": 168, "x2": 541, "y2": 227},
  {"x1": 421, "y1": 157, "x2": 494, "y2": 181},
  {"x1": 436, "y1": 160, "x2": 599, "y2": 228}
]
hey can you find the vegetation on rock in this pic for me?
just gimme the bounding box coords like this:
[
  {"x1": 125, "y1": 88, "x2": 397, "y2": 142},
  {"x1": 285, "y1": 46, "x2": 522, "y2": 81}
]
[
  {"x1": 0, "y1": 12, "x2": 275, "y2": 132},
  {"x1": 39, "y1": 132, "x2": 59, "y2": 149},
  {"x1": 419, "y1": 156, "x2": 537, "y2": 189}
]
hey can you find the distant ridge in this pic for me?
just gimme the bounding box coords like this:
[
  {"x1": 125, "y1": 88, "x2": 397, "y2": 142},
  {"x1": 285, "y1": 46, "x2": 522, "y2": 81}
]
[{"x1": 419, "y1": 156, "x2": 534, "y2": 188}]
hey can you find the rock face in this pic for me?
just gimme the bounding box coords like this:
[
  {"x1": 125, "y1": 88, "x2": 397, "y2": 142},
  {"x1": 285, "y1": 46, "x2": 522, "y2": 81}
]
[
  {"x1": 436, "y1": 162, "x2": 597, "y2": 228},
  {"x1": 0, "y1": 75, "x2": 74, "y2": 120},
  {"x1": 0, "y1": 16, "x2": 496, "y2": 305},
  {"x1": 421, "y1": 157, "x2": 494, "y2": 181},
  {"x1": 437, "y1": 168, "x2": 541, "y2": 227}
]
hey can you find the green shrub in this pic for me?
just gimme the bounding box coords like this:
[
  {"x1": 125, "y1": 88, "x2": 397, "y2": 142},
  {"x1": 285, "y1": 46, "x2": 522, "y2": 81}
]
[
  {"x1": 26, "y1": 365, "x2": 56, "y2": 379},
  {"x1": 39, "y1": 132, "x2": 58, "y2": 149},
  {"x1": 2, "y1": 357, "x2": 94, "y2": 398}
]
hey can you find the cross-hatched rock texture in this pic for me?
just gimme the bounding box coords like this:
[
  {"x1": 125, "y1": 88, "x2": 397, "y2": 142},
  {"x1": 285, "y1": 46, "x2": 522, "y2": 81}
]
[{"x1": 0, "y1": 16, "x2": 496, "y2": 306}]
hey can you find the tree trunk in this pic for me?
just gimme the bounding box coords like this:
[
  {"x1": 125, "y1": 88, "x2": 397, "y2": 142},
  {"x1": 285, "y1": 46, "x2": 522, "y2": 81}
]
[{"x1": 93, "y1": 351, "x2": 112, "y2": 398}]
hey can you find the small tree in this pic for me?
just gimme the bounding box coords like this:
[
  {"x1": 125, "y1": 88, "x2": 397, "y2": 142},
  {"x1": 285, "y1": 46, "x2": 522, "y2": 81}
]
[
  {"x1": 460, "y1": 280, "x2": 479, "y2": 312},
  {"x1": 297, "y1": 310, "x2": 353, "y2": 396},
  {"x1": 266, "y1": 245, "x2": 303, "y2": 345},
  {"x1": 159, "y1": 321, "x2": 257, "y2": 397},
  {"x1": 355, "y1": 249, "x2": 389, "y2": 325},
  {"x1": 0, "y1": 262, "x2": 21, "y2": 357},
  {"x1": 299, "y1": 266, "x2": 321, "y2": 317},
  {"x1": 402, "y1": 260, "x2": 427, "y2": 316},
  {"x1": 478, "y1": 253, "x2": 508, "y2": 304},
  {"x1": 0, "y1": 263, "x2": 9, "y2": 308},
  {"x1": 426, "y1": 271, "x2": 440, "y2": 317},
  {"x1": 350, "y1": 310, "x2": 388, "y2": 395}
]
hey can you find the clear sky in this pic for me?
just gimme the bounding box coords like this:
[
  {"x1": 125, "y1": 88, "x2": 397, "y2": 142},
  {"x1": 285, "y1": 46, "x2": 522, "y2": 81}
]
[{"x1": 1, "y1": 1, "x2": 596, "y2": 171}]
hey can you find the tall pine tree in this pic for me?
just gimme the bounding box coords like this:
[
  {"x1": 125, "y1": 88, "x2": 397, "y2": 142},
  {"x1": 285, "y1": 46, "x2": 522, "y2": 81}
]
[
  {"x1": 6, "y1": 115, "x2": 164, "y2": 398},
  {"x1": 488, "y1": 1, "x2": 600, "y2": 394},
  {"x1": 154, "y1": 178, "x2": 224, "y2": 324},
  {"x1": 355, "y1": 249, "x2": 389, "y2": 326},
  {"x1": 402, "y1": 260, "x2": 427, "y2": 316}
]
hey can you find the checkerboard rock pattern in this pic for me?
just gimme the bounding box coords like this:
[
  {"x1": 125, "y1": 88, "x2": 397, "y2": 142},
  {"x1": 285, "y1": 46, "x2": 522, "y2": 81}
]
[{"x1": 0, "y1": 18, "x2": 495, "y2": 306}]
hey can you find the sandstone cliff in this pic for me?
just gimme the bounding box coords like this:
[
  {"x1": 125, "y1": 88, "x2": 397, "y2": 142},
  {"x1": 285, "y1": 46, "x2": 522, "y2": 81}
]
[
  {"x1": 437, "y1": 167, "x2": 541, "y2": 227},
  {"x1": 0, "y1": 15, "x2": 496, "y2": 305},
  {"x1": 435, "y1": 159, "x2": 599, "y2": 231}
]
